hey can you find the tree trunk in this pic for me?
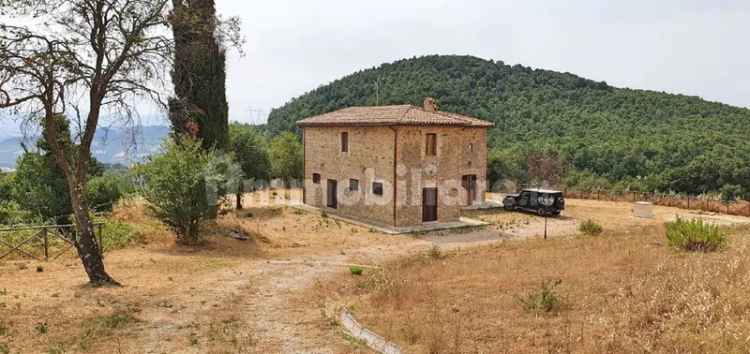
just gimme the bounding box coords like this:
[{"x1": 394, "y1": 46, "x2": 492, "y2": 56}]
[
  {"x1": 70, "y1": 180, "x2": 119, "y2": 286},
  {"x1": 44, "y1": 114, "x2": 118, "y2": 286},
  {"x1": 236, "y1": 185, "x2": 243, "y2": 210}
]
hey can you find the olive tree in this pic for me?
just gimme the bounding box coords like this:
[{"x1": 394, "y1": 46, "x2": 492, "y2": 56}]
[
  {"x1": 0, "y1": 0, "x2": 172, "y2": 286},
  {"x1": 268, "y1": 132, "x2": 303, "y2": 187},
  {"x1": 228, "y1": 123, "x2": 269, "y2": 209}
]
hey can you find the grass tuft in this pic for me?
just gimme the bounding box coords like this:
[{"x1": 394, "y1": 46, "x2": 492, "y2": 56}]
[
  {"x1": 666, "y1": 217, "x2": 727, "y2": 252},
  {"x1": 35, "y1": 322, "x2": 48, "y2": 335},
  {"x1": 517, "y1": 279, "x2": 562, "y2": 313},
  {"x1": 349, "y1": 266, "x2": 364, "y2": 276},
  {"x1": 579, "y1": 219, "x2": 603, "y2": 236},
  {"x1": 428, "y1": 245, "x2": 443, "y2": 260}
]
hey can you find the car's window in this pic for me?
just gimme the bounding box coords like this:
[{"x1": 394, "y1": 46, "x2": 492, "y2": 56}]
[
  {"x1": 539, "y1": 193, "x2": 556, "y2": 206},
  {"x1": 519, "y1": 192, "x2": 530, "y2": 205}
]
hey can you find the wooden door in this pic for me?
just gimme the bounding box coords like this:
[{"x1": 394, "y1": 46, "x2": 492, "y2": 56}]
[
  {"x1": 462, "y1": 175, "x2": 477, "y2": 205},
  {"x1": 422, "y1": 188, "x2": 438, "y2": 222},
  {"x1": 327, "y1": 179, "x2": 338, "y2": 209}
]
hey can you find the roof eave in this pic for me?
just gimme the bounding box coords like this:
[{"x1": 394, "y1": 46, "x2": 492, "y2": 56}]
[{"x1": 297, "y1": 122, "x2": 493, "y2": 128}]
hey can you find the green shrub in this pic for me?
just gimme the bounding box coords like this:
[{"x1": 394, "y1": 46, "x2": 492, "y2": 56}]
[
  {"x1": 579, "y1": 219, "x2": 603, "y2": 236},
  {"x1": 517, "y1": 279, "x2": 562, "y2": 313},
  {"x1": 100, "y1": 220, "x2": 143, "y2": 251},
  {"x1": 666, "y1": 218, "x2": 727, "y2": 252},
  {"x1": 0, "y1": 200, "x2": 33, "y2": 226},
  {"x1": 11, "y1": 152, "x2": 71, "y2": 224},
  {"x1": 349, "y1": 266, "x2": 364, "y2": 276},
  {"x1": 87, "y1": 174, "x2": 126, "y2": 212},
  {"x1": 0, "y1": 172, "x2": 12, "y2": 201},
  {"x1": 138, "y1": 139, "x2": 241, "y2": 245}
]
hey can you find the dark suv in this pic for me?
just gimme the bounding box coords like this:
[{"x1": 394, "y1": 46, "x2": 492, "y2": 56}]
[{"x1": 503, "y1": 188, "x2": 565, "y2": 216}]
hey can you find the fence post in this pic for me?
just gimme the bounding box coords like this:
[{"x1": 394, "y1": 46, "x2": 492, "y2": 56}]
[
  {"x1": 687, "y1": 195, "x2": 690, "y2": 209},
  {"x1": 42, "y1": 228, "x2": 48, "y2": 261}
]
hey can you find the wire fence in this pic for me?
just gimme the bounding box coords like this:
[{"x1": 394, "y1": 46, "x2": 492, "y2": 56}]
[{"x1": 564, "y1": 189, "x2": 750, "y2": 217}]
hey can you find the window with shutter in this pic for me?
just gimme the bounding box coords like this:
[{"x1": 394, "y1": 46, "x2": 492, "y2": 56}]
[
  {"x1": 426, "y1": 133, "x2": 437, "y2": 156},
  {"x1": 341, "y1": 132, "x2": 349, "y2": 153}
]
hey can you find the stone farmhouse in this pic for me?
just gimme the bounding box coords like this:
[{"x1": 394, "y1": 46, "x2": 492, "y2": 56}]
[{"x1": 297, "y1": 98, "x2": 493, "y2": 228}]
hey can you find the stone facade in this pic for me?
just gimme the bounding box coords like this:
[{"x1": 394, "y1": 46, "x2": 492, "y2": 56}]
[{"x1": 302, "y1": 124, "x2": 488, "y2": 228}]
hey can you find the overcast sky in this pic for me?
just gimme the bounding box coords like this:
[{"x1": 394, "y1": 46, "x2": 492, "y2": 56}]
[
  {"x1": 2, "y1": 0, "x2": 749, "y2": 133},
  {"x1": 220, "y1": 0, "x2": 750, "y2": 124}
]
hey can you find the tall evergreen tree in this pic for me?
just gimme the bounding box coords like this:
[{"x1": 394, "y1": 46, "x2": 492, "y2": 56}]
[
  {"x1": 169, "y1": 0, "x2": 229, "y2": 150},
  {"x1": 13, "y1": 116, "x2": 103, "y2": 225}
]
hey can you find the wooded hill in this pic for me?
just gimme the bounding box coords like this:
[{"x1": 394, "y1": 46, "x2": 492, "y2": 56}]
[{"x1": 267, "y1": 55, "x2": 750, "y2": 196}]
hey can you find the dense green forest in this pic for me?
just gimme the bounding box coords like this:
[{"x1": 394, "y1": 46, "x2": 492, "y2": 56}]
[{"x1": 267, "y1": 55, "x2": 750, "y2": 197}]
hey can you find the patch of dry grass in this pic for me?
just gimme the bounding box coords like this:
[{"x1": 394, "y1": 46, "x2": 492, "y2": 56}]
[
  {"x1": 0, "y1": 191, "x2": 409, "y2": 353},
  {"x1": 339, "y1": 225, "x2": 750, "y2": 353}
]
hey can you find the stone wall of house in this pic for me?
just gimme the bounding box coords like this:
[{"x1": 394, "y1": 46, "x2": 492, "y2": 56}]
[
  {"x1": 395, "y1": 126, "x2": 488, "y2": 226},
  {"x1": 303, "y1": 125, "x2": 488, "y2": 227},
  {"x1": 303, "y1": 126, "x2": 396, "y2": 226}
]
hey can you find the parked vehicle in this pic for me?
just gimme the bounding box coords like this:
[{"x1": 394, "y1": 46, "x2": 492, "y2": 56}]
[{"x1": 503, "y1": 188, "x2": 565, "y2": 216}]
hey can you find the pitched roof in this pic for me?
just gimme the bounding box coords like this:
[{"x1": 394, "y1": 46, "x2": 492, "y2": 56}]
[{"x1": 296, "y1": 105, "x2": 494, "y2": 128}]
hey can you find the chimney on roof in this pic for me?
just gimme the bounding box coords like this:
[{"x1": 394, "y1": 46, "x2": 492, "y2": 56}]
[{"x1": 423, "y1": 97, "x2": 438, "y2": 112}]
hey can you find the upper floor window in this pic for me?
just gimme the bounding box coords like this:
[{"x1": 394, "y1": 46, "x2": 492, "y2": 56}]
[
  {"x1": 372, "y1": 182, "x2": 384, "y2": 196},
  {"x1": 341, "y1": 132, "x2": 349, "y2": 153},
  {"x1": 312, "y1": 173, "x2": 321, "y2": 184},
  {"x1": 425, "y1": 133, "x2": 437, "y2": 156}
]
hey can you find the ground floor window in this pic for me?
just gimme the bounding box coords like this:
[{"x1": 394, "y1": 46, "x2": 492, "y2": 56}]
[
  {"x1": 350, "y1": 179, "x2": 359, "y2": 191},
  {"x1": 312, "y1": 173, "x2": 321, "y2": 184},
  {"x1": 372, "y1": 182, "x2": 383, "y2": 196}
]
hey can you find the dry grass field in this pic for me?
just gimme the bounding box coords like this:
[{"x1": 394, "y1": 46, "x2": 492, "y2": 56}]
[
  {"x1": 322, "y1": 219, "x2": 750, "y2": 353},
  {"x1": 1, "y1": 191, "x2": 749, "y2": 353},
  {"x1": 0, "y1": 191, "x2": 421, "y2": 354}
]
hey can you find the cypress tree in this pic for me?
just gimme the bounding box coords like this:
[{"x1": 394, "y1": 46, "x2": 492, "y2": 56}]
[{"x1": 169, "y1": 0, "x2": 229, "y2": 150}]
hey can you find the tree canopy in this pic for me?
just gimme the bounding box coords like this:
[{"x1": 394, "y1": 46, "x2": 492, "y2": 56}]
[
  {"x1": 268, "y1": 132, "x2": 303, "y2": 186},
  {"x1": 267, "y1": 55, "x2": 750, "y2": 196},
  {"x1": 169, "y1": 0, "x2": 230, "y2": 150}
]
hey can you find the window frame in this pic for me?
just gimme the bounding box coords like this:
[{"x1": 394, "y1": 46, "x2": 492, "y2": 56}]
[
  {"x1": 341, "y1": 131, "x2": 349, "y2": 153},
  {"x1": 425, "y1": 133, "x2": 437, "y2": 156}
]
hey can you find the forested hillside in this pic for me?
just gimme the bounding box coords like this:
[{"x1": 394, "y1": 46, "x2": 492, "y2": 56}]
[{"x1": 267, "y1": 55, "x2": 750, "y2": 196}]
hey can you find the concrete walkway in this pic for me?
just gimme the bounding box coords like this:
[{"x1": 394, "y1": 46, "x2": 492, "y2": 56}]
[{"x1": 290, "y1": 203, "x2": 488, "y2": 235}]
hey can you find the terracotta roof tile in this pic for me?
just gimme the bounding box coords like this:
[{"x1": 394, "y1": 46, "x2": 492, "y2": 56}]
[{"x1": 296, "y1": 105, "x2": 494, "y2": 128}]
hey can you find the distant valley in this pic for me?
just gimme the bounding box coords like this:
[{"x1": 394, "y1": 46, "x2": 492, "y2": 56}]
[{"x1": 0, "y1": 125, "x2": 170, "y2": 171}]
